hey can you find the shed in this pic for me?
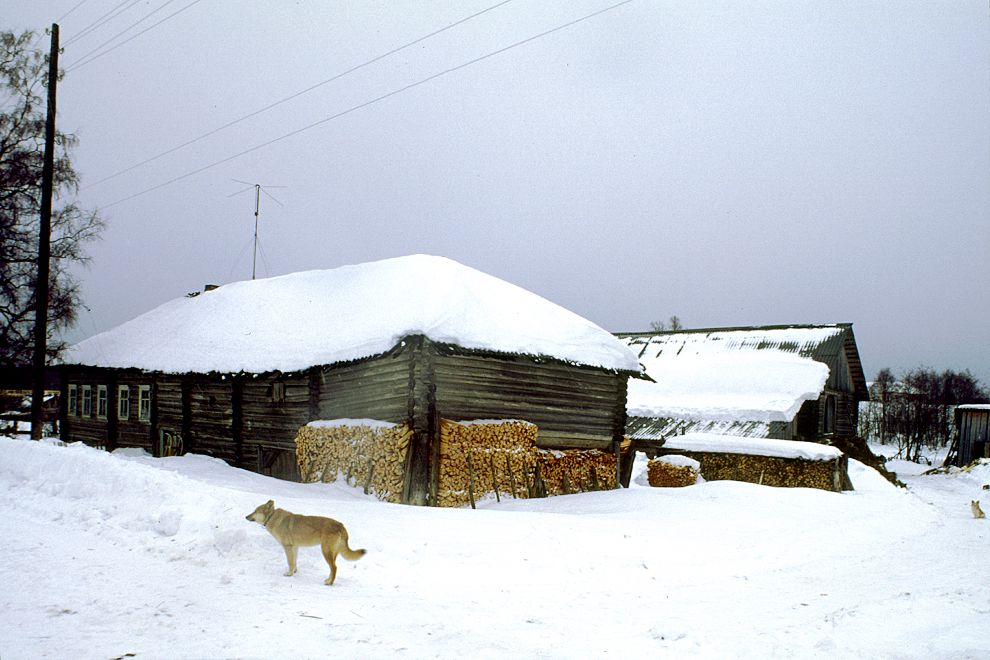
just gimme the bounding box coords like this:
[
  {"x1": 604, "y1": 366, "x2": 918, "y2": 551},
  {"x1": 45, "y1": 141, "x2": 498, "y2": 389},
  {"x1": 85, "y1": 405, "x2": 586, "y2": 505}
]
[
  {"x1": 58, "y1": 255, "x2": 642, "y2": 505},
  {"x1": 952, "y1": 405, "x2": 990, "y2": 465},
  {"x1": 617, "y1": 324, "x2": 869, "y2": 443}
]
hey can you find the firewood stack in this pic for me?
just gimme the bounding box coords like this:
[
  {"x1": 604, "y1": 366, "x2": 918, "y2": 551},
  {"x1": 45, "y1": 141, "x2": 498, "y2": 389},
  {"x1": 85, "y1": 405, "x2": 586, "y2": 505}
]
[
  {"x1": 438, "y1": 419, "x2": 538, "y2": 508},
  {"x1": 295, "y1": 422, "x2": 412, "y2": 503},
  {"x1": 438, "y1": 419, "x2": 617, "y2": 507},
  {"x1": 647, "y1": 456, "x2": 701, "y2": 487},
  {"x1": 535, "y1": 449, "x2": 617, "y2": 496}
]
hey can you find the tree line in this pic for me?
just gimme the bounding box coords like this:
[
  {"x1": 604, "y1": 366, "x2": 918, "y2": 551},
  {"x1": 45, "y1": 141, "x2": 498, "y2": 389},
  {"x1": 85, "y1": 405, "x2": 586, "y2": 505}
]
[{"x1": 859, "y1": 366, "x2": 990, "y2": 462}]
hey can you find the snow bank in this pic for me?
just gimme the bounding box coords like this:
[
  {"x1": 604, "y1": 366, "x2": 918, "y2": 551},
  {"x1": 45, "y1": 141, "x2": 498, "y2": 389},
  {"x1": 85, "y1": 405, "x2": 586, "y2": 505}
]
[
  {"x1": 2, "y1": 435, "x2": 987, "y2": 658},
  {"x1": 62, "y1": 254, "x2": 641, "y2": 374}
]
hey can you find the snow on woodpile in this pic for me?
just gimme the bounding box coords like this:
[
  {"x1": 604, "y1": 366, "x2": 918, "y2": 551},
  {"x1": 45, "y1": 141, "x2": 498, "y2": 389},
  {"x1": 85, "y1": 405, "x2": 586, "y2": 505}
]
[
  {"x1": 62, "y1": 255, "x2": 642, "y2": 375},
  {"x1": 658, "y1": 433, "x2": 847, "y2": 491},
  {"x1": 622, "y1": 327, "x2": 836, "y2": 422},
  {"x1": 662, "y1": 433, "x2": 842, "y2": 461}
]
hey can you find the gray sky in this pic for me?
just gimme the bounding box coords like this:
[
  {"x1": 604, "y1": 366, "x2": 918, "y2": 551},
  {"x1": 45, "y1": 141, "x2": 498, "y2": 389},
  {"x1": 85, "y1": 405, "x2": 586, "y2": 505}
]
[{"x1": 6, "y1": 1, "x2": 990, "y2": 384}]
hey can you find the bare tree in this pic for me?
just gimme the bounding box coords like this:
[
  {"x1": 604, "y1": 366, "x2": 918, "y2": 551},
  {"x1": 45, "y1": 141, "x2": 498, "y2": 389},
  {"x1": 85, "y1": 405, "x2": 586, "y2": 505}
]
[
  {"x1": 0, "y1": 30, "x2": 103, "y2": 367},
  {"x1": 860, "y1": 366, "x2": 989, "y2": 462},
  {"x1": 650, "y1": 315, "x2": 683, "y2": 332}
]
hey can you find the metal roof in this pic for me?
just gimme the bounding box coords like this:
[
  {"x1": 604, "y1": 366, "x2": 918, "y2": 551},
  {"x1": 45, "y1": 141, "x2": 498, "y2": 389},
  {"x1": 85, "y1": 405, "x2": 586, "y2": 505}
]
[{"x1": 617, "y1": 323, "x2": 869, "y2": 401}]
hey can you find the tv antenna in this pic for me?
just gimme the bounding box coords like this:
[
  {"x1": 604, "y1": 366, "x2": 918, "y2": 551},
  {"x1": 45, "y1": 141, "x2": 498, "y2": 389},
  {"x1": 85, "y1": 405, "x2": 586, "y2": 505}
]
[{"x1": 229, "y1": 179, "x2": 286, "y2": 279}]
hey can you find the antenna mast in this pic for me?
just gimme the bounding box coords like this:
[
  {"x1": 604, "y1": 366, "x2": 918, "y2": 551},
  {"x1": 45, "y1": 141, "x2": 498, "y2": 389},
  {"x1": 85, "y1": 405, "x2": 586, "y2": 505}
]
[
  {"x1": 230, "y1": 180, "x2": 285, "y2": 280},
  {"x1": 252, "y1": 184, "x2": 260, "y2": 280}
]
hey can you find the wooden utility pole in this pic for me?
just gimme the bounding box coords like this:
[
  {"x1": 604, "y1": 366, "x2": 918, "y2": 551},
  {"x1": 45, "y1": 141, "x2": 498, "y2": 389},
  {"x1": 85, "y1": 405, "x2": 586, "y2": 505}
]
[{"x1": 30, "y1": 24, "x2": 59, "y2": 439}]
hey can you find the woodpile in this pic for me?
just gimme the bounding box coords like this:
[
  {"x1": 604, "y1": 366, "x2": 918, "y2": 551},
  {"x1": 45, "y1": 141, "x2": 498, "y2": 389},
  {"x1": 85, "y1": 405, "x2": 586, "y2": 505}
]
[
  {"x1": 534, "y1": 449, "x2": 617, "y2": 496},
  {"x1": 438, "y1": 419, "x2": 617, "y2": 507},
  {"x1": 295, "y1": 421, "x2": 412, "y2": 503},
  {"x1": 655, "y1": 450, "x2": 847, "y2": 492},
  {"x1": 647, "y1": 456, "x2": 700, "y2": 487}
]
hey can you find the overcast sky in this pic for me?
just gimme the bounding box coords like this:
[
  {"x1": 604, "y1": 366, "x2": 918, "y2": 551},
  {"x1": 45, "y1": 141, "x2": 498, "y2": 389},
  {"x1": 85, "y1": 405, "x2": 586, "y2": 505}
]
[{"x1": 6, "y1": 1, "x2": 989, "y2": 384}]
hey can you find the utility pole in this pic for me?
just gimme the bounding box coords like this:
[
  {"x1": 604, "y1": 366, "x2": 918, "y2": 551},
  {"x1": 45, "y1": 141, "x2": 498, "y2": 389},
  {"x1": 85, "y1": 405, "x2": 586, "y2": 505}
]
[{"x1": 31, "y1": 24, "x2": 59, "y2": 440}]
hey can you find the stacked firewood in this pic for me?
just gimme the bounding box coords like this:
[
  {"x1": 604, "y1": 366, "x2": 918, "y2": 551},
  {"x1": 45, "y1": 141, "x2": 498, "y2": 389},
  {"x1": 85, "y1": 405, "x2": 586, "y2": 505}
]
[
  {"x1": 438, "y1": 419, "x2": 538, "y2": 508},
  {"x1": 647, "y1": 456, "x2": 701, "y2": 487},
  {"x1": 295, "y1": 422, "x2": 412, "y2": 503},
  {"x1": 438, "y1": 419, "x2": 617, "y2": 507},
  {"x1": 535, "y1": 449, "x2": 617, "y2": 496}
]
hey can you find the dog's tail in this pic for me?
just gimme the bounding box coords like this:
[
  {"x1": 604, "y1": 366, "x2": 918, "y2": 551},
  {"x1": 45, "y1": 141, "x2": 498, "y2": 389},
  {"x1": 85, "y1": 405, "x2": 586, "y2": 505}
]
[{"x1": 341, "y1": 546, "x2": 366, "y2": 561}]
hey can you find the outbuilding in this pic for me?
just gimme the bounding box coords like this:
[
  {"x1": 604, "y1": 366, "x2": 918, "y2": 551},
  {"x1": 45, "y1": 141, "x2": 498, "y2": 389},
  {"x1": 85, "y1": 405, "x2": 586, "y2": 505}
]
[
  {"x1": 617, "y1": 324, "x2": 869, "y2": 443},
  {"x1": 58, "y1": 255, "x2": 642, "y2": 505},
  {"x1": 952, "y1": 405, "x2": 990, "y2": 465}
]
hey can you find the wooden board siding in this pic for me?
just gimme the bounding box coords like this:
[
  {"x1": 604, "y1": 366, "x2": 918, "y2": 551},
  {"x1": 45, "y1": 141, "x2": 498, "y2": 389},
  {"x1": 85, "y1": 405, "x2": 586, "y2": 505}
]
[
  {"x1": 317, "y1": 350, "x2": 411, "y2": 424},
  {"x1": 957, "y1": 409, "x2": 990, "y2": 465},
  {"x1": 240, "y1": 375, "x2": 312, "y2": 450},
  {"x1": 430, "y1": 345, "x2": 625, "y2": 451},
  {"x1": 113, "y1": 375, "x2": 150, "y2": 451},
  {"x1": 59, "y1": 368, "x2": 110, "y2": 447},
  {"x1": 186, "y1": 379, "x2": 235, "y2": 463}
]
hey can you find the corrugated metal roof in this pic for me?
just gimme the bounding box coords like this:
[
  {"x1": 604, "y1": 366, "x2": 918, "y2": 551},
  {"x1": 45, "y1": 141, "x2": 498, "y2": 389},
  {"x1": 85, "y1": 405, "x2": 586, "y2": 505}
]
[{"x1": 618, "y1": 324, "x2": 868, "y2": 401}]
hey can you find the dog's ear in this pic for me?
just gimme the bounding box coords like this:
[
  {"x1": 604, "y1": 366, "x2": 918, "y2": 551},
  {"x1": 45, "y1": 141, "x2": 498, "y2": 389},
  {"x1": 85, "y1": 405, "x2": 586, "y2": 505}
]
[{"x1": 266, "y1": 499, "x2": 275, "y2": 508}]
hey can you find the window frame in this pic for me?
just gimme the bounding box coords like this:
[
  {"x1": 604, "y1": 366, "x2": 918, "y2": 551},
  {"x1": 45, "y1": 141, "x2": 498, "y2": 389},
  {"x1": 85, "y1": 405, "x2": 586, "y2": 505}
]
[
  {"x1": 67, "y1": 384, "x2": 78, "y2": 416},
  {"x1": 81, "y1": 385, "x2": 92, "y2": 417},
  {"x1": 138, "y1": 385, "x2": 152, "y2": 421},
  {"x1": 118, "y1": 384, "x2": 130, "y2": 420},
  {"x1": 96, "y1": 385, "x2": 108, "y2": 419}
]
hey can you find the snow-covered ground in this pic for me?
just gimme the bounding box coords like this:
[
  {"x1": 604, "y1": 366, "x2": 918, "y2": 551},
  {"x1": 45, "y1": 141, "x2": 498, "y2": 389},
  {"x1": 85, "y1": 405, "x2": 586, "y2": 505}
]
[{"x1": 1, "y1": 435, "x2": 988, "y2": 659}]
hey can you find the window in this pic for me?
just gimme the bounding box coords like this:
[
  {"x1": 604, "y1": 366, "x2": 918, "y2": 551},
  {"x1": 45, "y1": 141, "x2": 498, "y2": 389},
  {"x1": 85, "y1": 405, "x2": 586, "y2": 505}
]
[
  {"x1": 824, "y1": 394, "x2": 837, "y2": 434},
  {"x1": 271, "y1": 381, "x2": 286, "y2": 403},
  {"x1": 118, "y1": 385, "x2": 130, "y2": 420},
  {"x1": 67, "y1": 385, "x2": 78, "y2": 416},
  {"x1": 97, "y1": 385, "x2": 108, "y2": 419},
  {"x1": 81, "y1": 385, "x2": 92, "y2": 417},
  {"x1": 139, "y1": 385, "x2": 152, "y2": 421}
]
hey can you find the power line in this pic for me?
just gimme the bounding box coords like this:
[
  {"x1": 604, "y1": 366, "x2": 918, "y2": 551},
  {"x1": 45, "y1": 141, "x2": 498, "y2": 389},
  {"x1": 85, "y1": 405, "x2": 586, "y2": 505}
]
[
  {"x1": 66, "y1": 0, "x2": 206, "y2": 72},
  {"x1": 101, "y1": 0, "x2": 635, "y2": 210},
  {"x1": 30, "y1": 0, "x2": 93, "y2": 47},
  {"x1": 65, "y1": 0, "x2": 181, "y2": 69},
  {"x1": 83, "y1": 0, "x2": 515, "y2": 190},
  {"x1": 56, "y1": 0, "x2": 94, "y2": 24},
  {"x1": 63, "y1": 0, "x2": 142, "y2": 47}
]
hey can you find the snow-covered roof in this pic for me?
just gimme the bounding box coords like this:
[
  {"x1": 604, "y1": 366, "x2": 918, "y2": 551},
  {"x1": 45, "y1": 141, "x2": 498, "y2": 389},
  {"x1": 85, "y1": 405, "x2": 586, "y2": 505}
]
[
  {"x1": 63, "y1": 255, "x2": 642, "y2": 375},
  {"x1": 619, "y1": 326, "x2": 842, "y2": 423}
]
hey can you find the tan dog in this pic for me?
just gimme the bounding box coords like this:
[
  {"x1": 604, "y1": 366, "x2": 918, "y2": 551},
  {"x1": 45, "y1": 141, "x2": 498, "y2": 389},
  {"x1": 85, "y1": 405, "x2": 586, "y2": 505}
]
[
  {"x1": 246, "y1": 499, "x2": 366, "y2": 585},
  {"x1": 972, "y1": 500, "x2": 986, "y2": 519}
]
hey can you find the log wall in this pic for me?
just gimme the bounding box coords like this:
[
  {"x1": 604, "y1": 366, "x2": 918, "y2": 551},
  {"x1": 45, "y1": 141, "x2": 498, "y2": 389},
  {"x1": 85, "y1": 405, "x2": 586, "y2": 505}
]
[{"x1": 431, "y1": 345, "x2": 626, "y2": 451}]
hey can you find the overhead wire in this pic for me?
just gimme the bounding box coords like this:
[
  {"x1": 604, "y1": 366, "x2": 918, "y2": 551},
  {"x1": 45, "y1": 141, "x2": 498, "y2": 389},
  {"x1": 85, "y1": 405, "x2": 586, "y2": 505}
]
[
  {"x1": 64, "y1": 0, "x2": 181, "y2": 70},
  {"x1": 83, "y1": 0, "x2": 515, "y2": 190},
  {"x1": 100, "y1": 0, "x2": 635, "y2": 210},
  {"x1": 29, "y1": 0, "x2": 93, "y2": 48},
  {"x1": 62, "y1": 0, "x2": 143, "y2": 47},
  {"x1": 65, "y1": 0, "x2": 207, "y2": 72}
]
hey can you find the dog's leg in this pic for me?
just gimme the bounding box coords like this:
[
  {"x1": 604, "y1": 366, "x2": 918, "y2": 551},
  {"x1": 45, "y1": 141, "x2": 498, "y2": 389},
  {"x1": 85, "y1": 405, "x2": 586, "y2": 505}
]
[
  {"x1": 282, "y1": 544, "x2": 297, "y2": 576},
  {"x1": 322, "y1": 545, "x2": 338, "y2": 585}
]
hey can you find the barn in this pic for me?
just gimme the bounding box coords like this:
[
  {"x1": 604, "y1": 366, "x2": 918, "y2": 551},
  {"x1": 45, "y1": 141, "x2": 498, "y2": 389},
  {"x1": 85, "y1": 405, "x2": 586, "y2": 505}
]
[
  {"x1": 951, "y1": 405, "x2": 990, "y2": 466},
  {"x1": 617, "y1": 324, "x2": 870, "y2": 443},
  {"x1": 58, "y1": 255, "x2": 642, "y2": 505}
]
